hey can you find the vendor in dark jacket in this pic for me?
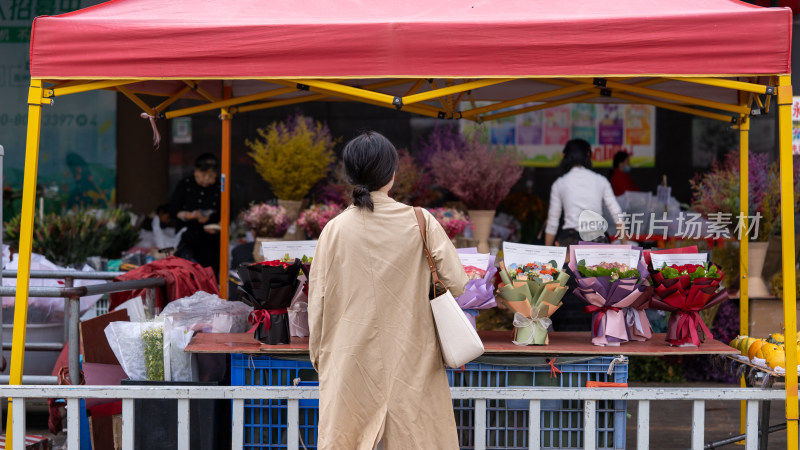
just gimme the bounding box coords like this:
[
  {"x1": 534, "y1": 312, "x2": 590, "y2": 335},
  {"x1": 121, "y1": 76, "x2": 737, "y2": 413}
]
[{"x1": 170, "y1": 153, "x2": 220, "y2": 276}]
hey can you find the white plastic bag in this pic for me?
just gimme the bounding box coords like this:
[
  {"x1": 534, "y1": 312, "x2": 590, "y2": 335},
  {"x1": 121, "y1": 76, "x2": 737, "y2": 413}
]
[
  {"x1": 114, "y1": 296, "x2": 147, "y2": 322},
  {"x1": 105, "y1": 321, "x2": 162, "y2": 381},
  {"x1": 163, "y1": 317, "x2": 196, "y2": 382},
  {"x1": 159, "y1": 291, "x2": 252, "y2": 333}
]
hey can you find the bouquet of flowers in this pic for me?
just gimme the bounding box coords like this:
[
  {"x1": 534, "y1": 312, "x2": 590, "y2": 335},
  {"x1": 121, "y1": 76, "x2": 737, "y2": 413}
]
[
  {"x1": 497, "y1": 260, "x2": 568, "y2": 345},
  {"x1": 297, "y1": 204, "x2": 342, "y2": 239},
  {"x1": 570, "y1": 244, "x2": 653, "y2": 346},
  {"x1": 455, "y1": 249, "x2": 497, "y2": 328},
  {"x1": 648, "y1": 249, "x2": 727, "y2": 347},
  {"x1": 240, "y1": 203, "x2": 290, "y2": 238},
  {"x1": 430, "y1": 208, "x2": 471, "y2": 239},
  {"x1": 236, "y1": 259, "x2": 302, "y2": 345}
]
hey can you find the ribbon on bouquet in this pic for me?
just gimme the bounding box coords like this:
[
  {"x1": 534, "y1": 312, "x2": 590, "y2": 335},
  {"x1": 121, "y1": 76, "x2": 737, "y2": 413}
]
[
  {"x1": 624, "y1": 307, "x2": 645, "y2": 335},
  {"x1": 248, "y1": 308, "x2": 288, "y2": 334},
  {"x1": 512, "y1": 311, "x2": 552, "y2": 346},
  {"x1": 583, "y1": 305, "x2": 621, "y2": 336},
  {"x1": 673, "y1": 310, "x2": 713, "y2": 347}
]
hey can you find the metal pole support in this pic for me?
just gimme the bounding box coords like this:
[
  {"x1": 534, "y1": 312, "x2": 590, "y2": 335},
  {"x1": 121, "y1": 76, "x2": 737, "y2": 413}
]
[
  {"x1": 68, "y1": 296, "x2": 81, "y2": 386},
  {"x1": 146, "y1": 287, "x2": 156, "y2": 318},
  {"x1": 63, "y1": 277, "x2": 73, "y2": 343}
]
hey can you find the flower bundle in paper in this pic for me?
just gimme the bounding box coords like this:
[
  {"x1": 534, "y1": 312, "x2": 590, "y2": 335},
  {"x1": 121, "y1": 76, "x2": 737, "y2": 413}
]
[
  {"x1": 455, "y1": 248, "x2": 497, "y2": 328},
  {"x1": 236, "y1": 259, "x2": 302, "y2": 345},
  {"x1": 648, "y1": 249, "x2": 727, "y2": 347},
  {"x1": 569, "y1": 244, "x2": 653, "y2": 346},
  {"x1": 496, "y1": 261, "x2": 568, "y2": 345}
]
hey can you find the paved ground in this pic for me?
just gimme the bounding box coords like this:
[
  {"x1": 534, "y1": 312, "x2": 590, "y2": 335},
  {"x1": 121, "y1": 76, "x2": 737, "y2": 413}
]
[{"x1": 15, "y1": 382, "x2": 798, "y2": 449}]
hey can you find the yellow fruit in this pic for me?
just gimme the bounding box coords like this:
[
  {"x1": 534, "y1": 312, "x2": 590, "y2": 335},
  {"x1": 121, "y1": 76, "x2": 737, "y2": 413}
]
[
  {"x1": 741, "y1": 338, "x2": 757, "y2": 356},
  {"x1": 730, "y1": 336, "x2": 744, "y2": 349},
  {"x1": 767, "y1": 350, "x2": 786, "y2": 370},
  {"x1": 748, "y1": 340, "x2": 766, "y2": 360},
  {"x1": 769, "y1": 333, "x2": 785, "y2": 344},
  {"x1": 761, "y1": 343, "x2": 781, "y2": 360}
]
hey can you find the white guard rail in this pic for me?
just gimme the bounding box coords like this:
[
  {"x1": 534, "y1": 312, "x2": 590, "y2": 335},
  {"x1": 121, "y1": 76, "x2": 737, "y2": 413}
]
[{"x1": 4, "y1": 385, "x2": 785, "y2": 450}]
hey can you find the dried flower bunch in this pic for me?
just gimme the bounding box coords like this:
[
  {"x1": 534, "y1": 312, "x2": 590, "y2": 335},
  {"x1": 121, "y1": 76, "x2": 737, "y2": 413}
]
[
  {"x1": 246, "y1": 114, "x2": 338, "y2": 201},
  {"x1": 427, "y1": 127, "x2": 523, "y2": 210},
  {"x1": 297, "y1": 203, "x2": 343, "y2": 238},
  {"x1": 389, "y1": 149, "x2": 439, "y2": 206},
  {"x1": 240, "y1": 203, "x2": 290, "y2": 238},
  {"x1": 142, "y1": 326, "x2": 164, "y2": 381},
  {"x1": 428, "y1": 207, "x2": 470, "y2": 239}
]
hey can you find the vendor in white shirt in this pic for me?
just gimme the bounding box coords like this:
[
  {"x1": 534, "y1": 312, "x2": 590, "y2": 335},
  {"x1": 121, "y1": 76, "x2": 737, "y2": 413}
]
[{"x1": 544, "y1": 139, "x2": 625, "y2": 246}]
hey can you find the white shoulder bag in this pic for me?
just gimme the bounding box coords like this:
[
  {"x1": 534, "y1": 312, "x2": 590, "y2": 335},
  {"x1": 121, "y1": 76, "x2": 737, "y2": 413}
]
[{"x1": 414, "y1": 207, "x2": 484, "y2": 368}]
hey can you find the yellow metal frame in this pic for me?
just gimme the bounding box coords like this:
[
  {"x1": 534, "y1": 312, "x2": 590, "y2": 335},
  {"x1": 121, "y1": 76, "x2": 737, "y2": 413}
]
[{"x1": 9, "y1": 74, "x2": 798, "y2": 450}]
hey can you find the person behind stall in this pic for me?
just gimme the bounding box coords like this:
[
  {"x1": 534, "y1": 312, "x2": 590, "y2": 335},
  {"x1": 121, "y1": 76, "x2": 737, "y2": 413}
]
[
  {"x1": 609, "y1": 150, "x2": 640, "y2": 196},
  {"x1": 544, "y1": 139, "x2": 625, "y2": 246},
  {"x1": 309, "y1": 131, "x2": 468, "y2": 449},
  {"x1": 170, "y1": 153, "x2": 220, "y2": 275}
]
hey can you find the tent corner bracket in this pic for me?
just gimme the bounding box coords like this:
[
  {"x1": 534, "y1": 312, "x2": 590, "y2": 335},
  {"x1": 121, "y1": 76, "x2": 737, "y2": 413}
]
[
  {"x1": 297, "y1": 83, "x2": 310, "y2": 91},
  {"x1": 593, "y1": 78, "x2": 607, "y2": 87},
  {"x1": 393, "y1": 96, "x2": 403, "y2": 110}
]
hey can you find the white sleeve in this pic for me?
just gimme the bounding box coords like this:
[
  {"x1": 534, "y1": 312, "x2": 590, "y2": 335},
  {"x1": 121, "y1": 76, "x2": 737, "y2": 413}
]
[
  {"x1": 601, "y1": 178, "x2": 623, "y2": 225},
  {"x1": 545, "y1": 179, "x2": 563, "y2": 236}
]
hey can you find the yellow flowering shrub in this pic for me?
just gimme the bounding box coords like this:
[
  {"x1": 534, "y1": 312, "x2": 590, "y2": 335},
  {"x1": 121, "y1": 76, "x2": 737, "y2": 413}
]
[{"x1": 246, "y1": 115, "x2": 338, "y2": 201}]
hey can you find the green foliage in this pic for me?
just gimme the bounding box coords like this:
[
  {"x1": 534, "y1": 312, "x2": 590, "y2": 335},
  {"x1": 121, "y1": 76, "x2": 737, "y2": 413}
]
[
  {"x1": 4, "y1": 208, "x2": 140, "y2": 266},
  {"x1": 142, "y1": 327, "x2": 164, "y2": 381},
  {"x1": 628, "y1": 356, "x2": 685, "y2": 383},
  {"x1": 245, "y1": 115, "x2": 338, "y2": 201},
  {"x1": 657, "y1": 263, "x2": 720, "y2": 281},
  {"x1": 577, "y1": 260, "x2": 640, "y2": 280}
]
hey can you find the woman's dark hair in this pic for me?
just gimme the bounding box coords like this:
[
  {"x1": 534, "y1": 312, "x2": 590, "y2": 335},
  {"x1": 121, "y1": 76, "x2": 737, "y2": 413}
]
[
  {"x1": 612, "y1": 151, "x2": 630, "y2": 169},
  {"x1": 342, "y1": 131, "x2": 399, "y2": 211},
  {"x1": 559, "y1": 139, "x2": 593, "y2": 175},
  {"x1": 194, "y1": 153, "x2": 218, "y2": 171}
]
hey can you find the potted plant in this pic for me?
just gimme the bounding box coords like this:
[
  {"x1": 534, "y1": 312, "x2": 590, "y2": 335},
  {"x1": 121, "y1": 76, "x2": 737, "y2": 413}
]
[
  {"x1": 690, "y1": 151, "x2": 798, "y2": 297},
  {"x1": 389, "y1": 149, "x2": 439, "y2": 207},
  {"x1": 245, "y1": 114, "x2": 338, "y2": 238},
  {"x1": 297, "y1": 203, "x2": 343, "y2": 239},
  {"x1": 426, "y1": 127, "x2": 523, "y2": 252},
  {"x1": 239, "y1": 203, "x2": 291, "y2": 261}
]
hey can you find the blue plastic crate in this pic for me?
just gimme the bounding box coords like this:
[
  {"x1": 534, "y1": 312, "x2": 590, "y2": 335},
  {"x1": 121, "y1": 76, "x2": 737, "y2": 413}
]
[
  {"x1": 231, "y1": 355, "x2": 627, "y2": 450},
  {"x1": 231, "y1": 354, "x2": 319, "y2": 449}
]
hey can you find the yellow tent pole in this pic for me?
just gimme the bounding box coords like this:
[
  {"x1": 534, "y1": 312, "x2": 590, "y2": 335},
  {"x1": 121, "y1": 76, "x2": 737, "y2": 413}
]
[
  {"x1": 481, "y1": 93, "x2": 598, "y2": 121},
  {"x1": 666, "y1": 77, "x2": 772, "y2": 95},
  {"x1": 233, "y1": 93, "x2": 331, "y2": 114},
  {"x1": 403, "y1": 78, "x2": 514, "y2": 105},
  {"x1": 278, "y1": 79, "x2": 397, "y2": 106},
  {"x1": 592, "y1": 79, "x2": 752, "y2": 115},
  {"x1": 45, "y1": 79, "x2": 140, "y2": 97},
  {"x1": 183, "y1": 81, "x2": 221, "y2": 103},
  {"x1": 5, "y1": 80, "x2": 44, "y2": 446},
  {"x1": 116, "y1": 86, "x2": 156, "y2": 116},
  {"x1": 461, "y1": 83, "x2": 595, "y2": 118},
  {"x1": 164, "y1": 86, "x2": 297, "y2": 119},
  {"x1": 219, "y1": 84, "x2": 232, "y2": 299},
  {"x1": 155, "y1": 84, "x2": 194, "y2": 113},
  {"x1": 611, "y1": 92, "x2": 734, "y2": 123},
  {"x1": 778, "y1": 75, "x2": 799, "y2": 450},
  {"x1": 738, "y1": 112, "x2": 750, "y2": 443}
]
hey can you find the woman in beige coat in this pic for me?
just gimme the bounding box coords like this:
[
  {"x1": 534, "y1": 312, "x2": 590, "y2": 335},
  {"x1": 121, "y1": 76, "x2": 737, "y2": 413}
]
[{"x1": 309, "y1": 131, "x2": 468, "y2": 449}]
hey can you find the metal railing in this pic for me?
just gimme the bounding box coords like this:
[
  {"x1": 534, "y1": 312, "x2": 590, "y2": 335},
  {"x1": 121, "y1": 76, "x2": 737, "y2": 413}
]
[
  {"x1": 0, "y1": 272, "x2": 165, "y2": 386},
  {"x1": 3, "y1": 385, "x2": 785, "y2": 450}
]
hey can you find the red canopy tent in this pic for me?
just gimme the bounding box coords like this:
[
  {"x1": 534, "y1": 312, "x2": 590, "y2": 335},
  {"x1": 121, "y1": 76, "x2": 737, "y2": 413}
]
[{"x1": 9, "y1": 0, "x2": 798, "y2": 447}]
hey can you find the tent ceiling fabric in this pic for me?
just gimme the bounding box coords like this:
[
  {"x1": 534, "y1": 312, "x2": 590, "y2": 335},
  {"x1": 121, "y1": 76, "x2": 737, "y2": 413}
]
[{"x1": 30, "y1": 0, "x2": 791, "y2": 80}]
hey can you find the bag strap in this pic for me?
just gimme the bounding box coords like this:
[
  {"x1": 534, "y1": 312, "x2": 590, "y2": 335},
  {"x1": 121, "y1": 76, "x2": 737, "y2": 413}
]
[{"x1": 414, "y1": 207, "x2": 448, "y2": 296}]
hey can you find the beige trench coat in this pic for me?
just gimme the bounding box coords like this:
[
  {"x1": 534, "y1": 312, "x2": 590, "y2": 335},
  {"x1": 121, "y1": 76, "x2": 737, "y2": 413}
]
[{"x1": 309, "y1": 191, "x2": 469, "y2": 450}]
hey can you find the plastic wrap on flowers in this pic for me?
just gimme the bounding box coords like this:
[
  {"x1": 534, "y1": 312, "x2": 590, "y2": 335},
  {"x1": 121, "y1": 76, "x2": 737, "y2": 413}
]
[
  {"x1": 236, "y1": 259, "x2": 302, "y2": 345},
  {"x1": 650, "y1": 266, "x2": 727, "y2": 347},
  {"x1": 496, "y1": 261, "x2": 567, "y2": 345},
  {"x1": 569, "y1": 244, "x2": 653, "y2": 347},
  {"x1": 288, "y1": 274, "x2": 310, "y2": 337},
  {"x1": 455, "y1": 248, "x2": 497, "y2": 328}
]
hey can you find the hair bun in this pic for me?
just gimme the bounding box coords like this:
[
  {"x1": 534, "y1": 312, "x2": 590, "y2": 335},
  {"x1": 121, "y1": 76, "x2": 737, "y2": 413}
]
[{"x1": 352, "y1": 185, "x2": 373, "y2": 210}]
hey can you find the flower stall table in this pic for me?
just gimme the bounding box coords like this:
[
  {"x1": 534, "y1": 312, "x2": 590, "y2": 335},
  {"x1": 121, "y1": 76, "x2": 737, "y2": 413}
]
[{"x1": 186, "y1": 331, "x2": 738, "y2": 450}]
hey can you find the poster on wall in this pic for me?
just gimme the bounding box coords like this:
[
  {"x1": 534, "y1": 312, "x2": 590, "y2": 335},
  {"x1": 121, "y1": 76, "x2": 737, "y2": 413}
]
[
  {"x1": 462, "y1": 102, "x2": 655, "y2": 168},
  {"x1": 0, "y1": 0, "x2": 116, "y2": 212}
]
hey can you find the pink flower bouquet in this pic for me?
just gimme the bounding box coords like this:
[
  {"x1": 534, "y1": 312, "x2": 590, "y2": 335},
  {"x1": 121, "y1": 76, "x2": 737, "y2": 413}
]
[
  {"x1": 455, "y1": 248, "x2": 497, "y2": 328},
  {"x1": 430, "y1": 208, "x2": 470, "y2": 239},
  {"x1": 241, "y1": 203, "x2": 290, "y2": 238},
  {"x1": 297, "y1": 203, "x2": 342, "y2": 239}
]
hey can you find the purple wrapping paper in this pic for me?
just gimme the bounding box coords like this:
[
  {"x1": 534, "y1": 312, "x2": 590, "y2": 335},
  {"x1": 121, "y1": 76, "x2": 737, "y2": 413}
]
[
  {"x1": 569, "y1": 243, "x2": 652, "y2": 346},
  {"x1": 456, "y1": 248, "x2": 497, "y2": 328}
]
